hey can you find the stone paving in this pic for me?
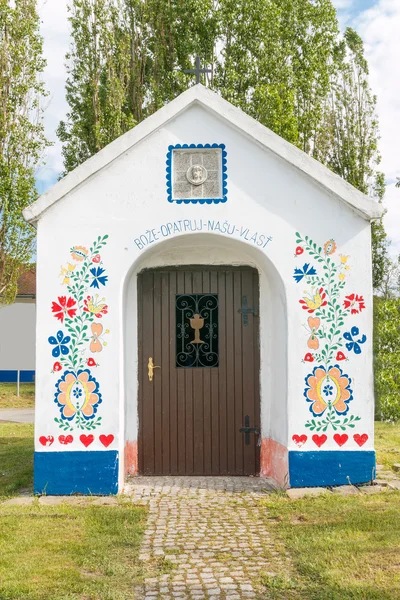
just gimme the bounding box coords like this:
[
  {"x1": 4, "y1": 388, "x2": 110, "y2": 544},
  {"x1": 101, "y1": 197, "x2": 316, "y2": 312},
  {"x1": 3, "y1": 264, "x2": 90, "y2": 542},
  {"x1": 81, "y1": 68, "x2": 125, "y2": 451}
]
[{"x1": 123, "y1": 476, "x2": 286, "y2": 600}]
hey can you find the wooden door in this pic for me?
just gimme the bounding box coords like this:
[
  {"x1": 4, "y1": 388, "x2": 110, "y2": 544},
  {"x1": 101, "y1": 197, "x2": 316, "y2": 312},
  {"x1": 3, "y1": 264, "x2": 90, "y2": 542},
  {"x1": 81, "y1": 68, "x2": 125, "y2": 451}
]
[{"x1": 138, "y1": 266, "x2": 260, "y2": 475}]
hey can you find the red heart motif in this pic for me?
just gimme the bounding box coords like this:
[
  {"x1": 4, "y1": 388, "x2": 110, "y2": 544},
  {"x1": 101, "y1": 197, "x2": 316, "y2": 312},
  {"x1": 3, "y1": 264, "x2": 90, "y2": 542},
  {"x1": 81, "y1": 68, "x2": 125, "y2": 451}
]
[
  {"x1": 80, "y1": 434, "x2": 94, "y2": 447},
  {"x1": 354, "y1": 433, "x2": 368, "y2": 447},
  {"x1": 59, "y1": 434, "x2": 74, "y2": 445},
  {"x1": 336, "y1": 351, "x2": 346, "y2": 361},
  {"x1": 92, "y1": 254, "x2": 101, "y2": 263},
  {"x1": 304, "y1": 353, "x2": 314, "y2": 363},
  {"x1": 333, "y1": 433, "x2": 348, "y2": 447},
  {"x1": 312, "y1": 434, "x2": 327, "y2": 448},
  {"x1": 99, "y1": 434, "x2": 114, "y2": 448},
  {"x1": 39, "y1": 435, "x2": 54, "y2": 447},
  {"x1": 292, "y1": 434, "x2": 307, "y2": 448},
  {"x1": 295, "y1": 246, "x2": 304, "y2": 256}
]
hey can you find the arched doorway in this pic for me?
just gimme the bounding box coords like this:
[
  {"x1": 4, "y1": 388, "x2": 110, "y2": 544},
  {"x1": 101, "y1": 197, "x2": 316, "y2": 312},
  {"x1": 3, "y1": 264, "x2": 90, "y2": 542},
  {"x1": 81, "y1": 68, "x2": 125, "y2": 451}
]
[
  {"x1": 122, "y1": 233, "x2": 288, "y2": 485},
  {"x1": 137, "y1": 265, "x2": 260, "y2": 476}
]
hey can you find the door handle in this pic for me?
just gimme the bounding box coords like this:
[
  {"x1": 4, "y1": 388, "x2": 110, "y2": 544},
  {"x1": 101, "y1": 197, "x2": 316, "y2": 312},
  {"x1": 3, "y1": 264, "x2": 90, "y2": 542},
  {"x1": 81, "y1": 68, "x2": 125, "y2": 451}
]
[{"x1": 148, "y1": 357, "x2": 161, "y2": 382}]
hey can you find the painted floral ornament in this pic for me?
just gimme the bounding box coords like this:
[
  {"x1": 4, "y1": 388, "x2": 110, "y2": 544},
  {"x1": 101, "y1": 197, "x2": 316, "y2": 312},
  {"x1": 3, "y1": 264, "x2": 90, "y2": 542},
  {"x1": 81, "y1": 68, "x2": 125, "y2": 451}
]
[
  {"x1": 51, "y1": 296, "x2": 77, "y2": 323},
  {"x1": 299, "y1": 287, "x2": 327, "y2": 313},
  {"x1": 343, "y1": 294, "x2": 365, "y2": 315},
  {"x1": 344, "y1": 326, "x2": 367, "y2": 354},
  {"x1": 50, "y1": 235, "x2": 109, "y2": 432},
  {"x1": 70, "y1": 245, "x2": 88, "y2": 261},
  {"x1": 304, "y1": 364, "x2": 353, "y2": 417},
  {"x1": 295, "y1": 246, "x2": 304, "y2": 256},
  {"x1": 324, "y1": 239, "x2": 337, "y2": 255},
  {"x1": 54, "y1": 369, "x2": 102, "y2": 422},
  {"x1": 295, "y1": 232, "x2": 363, "y2": 432}
]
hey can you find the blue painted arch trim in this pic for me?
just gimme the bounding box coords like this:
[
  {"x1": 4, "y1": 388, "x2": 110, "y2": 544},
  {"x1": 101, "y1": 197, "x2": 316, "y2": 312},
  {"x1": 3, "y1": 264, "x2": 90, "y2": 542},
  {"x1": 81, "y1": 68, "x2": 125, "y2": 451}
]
[
  {"x1": 34, "y1": 451, "x2": 119, "y2": 495},
  {"x1": 289, "y1": 450, "x2": 376, "y2": 488},
  {"x1": 166, "y1": 143, "x2": 228, "y2": 204}
]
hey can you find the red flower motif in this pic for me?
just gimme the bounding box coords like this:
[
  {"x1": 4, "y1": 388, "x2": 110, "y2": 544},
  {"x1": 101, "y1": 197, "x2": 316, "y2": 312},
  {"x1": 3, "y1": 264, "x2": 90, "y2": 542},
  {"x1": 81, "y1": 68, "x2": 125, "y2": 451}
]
[
  {"x1": 92, "y1": 254, "x2": 101, "y2": 263},
  {"x1": 295, "y1": 246, "x2": 304, "y2": 256},
  {"x1": 304, "y1": 353, "x2": 314, "y2": 362},
  {"x1": 87, "y1": 357, "x2": 97, "y2": 367},
  {"x1": 343, "y1": 293, "x2": 365, "y2": 315},
  {"x1": 53, "y1": 361, "x2": 62, "y2": 372},
  {"x1": 336, "y1": 351, "x2": 346, "y2": 361},
  {"x1": 51, "y1": 296, "x2": 77, "y2": 323}
]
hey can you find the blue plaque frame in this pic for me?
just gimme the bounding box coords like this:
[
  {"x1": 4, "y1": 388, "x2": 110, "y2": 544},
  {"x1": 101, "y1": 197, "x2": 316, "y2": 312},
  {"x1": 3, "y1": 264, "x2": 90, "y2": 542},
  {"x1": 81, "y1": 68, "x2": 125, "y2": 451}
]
[{"x1": 166, "y1": 143, "x2": 228, "y2": 205}]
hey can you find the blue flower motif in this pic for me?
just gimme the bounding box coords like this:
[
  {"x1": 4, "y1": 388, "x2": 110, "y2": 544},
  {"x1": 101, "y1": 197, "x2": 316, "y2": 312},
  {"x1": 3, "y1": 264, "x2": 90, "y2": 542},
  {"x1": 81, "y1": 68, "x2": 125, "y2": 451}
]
[
  {"x1": 48, "y1": 330, "x2": 70, "y2": 358},
  {"x1": 323, "y1": 384, "x2": 333, "y2": 396},
  {"x1": 73, "y1": 387, "x2": 83, "y2": 399},
  {"x1": 90, "y1": 266, "x2": 108, "y2": 289},
  {"x1": 293, "y1": 263, "x2": 317, "y2": 283},
  {"x1": 343, "y1": 326, "x2": 367, "y2": 355}
]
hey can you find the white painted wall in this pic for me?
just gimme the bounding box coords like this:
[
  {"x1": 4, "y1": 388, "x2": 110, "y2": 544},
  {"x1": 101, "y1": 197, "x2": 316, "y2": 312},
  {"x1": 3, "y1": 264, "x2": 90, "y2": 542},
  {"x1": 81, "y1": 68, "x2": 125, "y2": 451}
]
[
  {"x1": 0, "y1": 300, "x2": 36, "y2": 370},
  {"x1": 34, "y1": 102, "x2": 374, "y2": 490}
]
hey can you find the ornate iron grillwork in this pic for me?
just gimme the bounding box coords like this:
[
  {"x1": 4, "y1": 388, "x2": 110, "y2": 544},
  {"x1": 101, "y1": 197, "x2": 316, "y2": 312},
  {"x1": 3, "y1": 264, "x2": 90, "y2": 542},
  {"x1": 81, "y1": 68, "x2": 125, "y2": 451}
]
[{"x1": 176, "y1": 294, "x2": 219, "y2": 368}]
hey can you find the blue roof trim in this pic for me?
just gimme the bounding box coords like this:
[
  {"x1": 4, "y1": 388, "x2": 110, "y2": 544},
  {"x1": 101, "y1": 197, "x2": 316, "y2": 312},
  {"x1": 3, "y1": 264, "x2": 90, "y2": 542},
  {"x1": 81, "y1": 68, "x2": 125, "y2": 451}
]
[{"x1": 166, "y1": 143, "x2": 228, "y2": 204}]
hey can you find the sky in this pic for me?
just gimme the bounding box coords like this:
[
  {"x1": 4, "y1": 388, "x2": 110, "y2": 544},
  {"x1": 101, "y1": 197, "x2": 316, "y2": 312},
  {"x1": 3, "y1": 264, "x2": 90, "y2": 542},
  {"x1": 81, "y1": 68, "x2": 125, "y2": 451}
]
[{"x1": 36, "y1": 0, "x2": 400, "y2": 254}]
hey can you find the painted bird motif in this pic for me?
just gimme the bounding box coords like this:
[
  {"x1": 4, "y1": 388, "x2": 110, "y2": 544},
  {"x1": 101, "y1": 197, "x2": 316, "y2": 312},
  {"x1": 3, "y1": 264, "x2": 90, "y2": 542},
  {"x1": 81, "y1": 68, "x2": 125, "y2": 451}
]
[{"x1": 299, "y1": 288, "x2": 327, "y2": 313}]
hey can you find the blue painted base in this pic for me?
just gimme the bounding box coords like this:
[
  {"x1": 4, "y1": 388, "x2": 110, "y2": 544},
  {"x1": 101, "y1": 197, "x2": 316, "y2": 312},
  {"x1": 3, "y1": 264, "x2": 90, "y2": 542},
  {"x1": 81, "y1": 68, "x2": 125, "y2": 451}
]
[
  {"x1": 289, "y1": 451, "x2": 376, "y2": 488},
  {"x1": 34, "y1": 451, "x2": 119, "y2": 495}
]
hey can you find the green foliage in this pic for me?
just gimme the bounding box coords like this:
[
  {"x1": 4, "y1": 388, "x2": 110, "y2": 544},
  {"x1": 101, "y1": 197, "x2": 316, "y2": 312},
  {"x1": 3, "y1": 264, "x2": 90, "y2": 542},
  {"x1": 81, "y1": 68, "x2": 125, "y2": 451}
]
[
  {"x1": 374, "y1": 297, "x2": 400, "y2": 422},
  {"x1": 59, "y1": 1, "x2": 388, "y2": 287},
  {"x1": 0, "y1": 0, "x2": 50, "y2": 304}
]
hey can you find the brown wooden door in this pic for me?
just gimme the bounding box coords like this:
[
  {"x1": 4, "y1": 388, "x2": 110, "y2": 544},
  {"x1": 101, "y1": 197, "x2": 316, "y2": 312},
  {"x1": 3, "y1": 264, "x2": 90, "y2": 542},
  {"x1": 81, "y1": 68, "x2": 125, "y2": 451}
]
[{"x1": 138, "y1": 266, "x2": 260, "y2": 476}]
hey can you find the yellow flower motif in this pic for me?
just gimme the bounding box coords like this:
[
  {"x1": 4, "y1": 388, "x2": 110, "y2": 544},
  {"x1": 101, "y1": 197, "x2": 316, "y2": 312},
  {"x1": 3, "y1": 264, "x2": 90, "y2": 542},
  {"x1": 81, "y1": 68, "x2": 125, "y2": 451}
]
[
  {"x1": 59, "y1": 263, "x2": 76, "y2": 285},
  {"x1": 339, "y1": 273, "x2": 346, "y2": 281},
  {"x1": 340, "y1": 254, "x2": 349, "y2": 264},
  {"x1": 344, "y1": 265, "x2": 351, "y2": 271}
]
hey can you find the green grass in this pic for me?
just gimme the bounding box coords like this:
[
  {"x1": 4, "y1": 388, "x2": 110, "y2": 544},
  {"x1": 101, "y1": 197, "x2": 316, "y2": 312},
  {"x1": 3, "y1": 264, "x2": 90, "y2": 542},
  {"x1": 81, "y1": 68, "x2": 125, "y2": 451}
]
[
  {"x1": 0, "y1": 382, "x2": 35, "y2": 408},
  {"x1": 375, "y1": 421, "x2": 400, "y2": 471},
  {"x1": 0, "y1": 422, "x2": 34, "y2": 498},
  {"x1": 261, "y1": 491, "x2": 400, "y2": 600},
  {"x1": 0, "y1": 422, "x2": 153, "y2": 599},
  {"x1": 1, "y1": 420, "x2": 400, "y2": 599},
  {"x1": 0, "y1": 502, "x2": 148, "y2": 600}
]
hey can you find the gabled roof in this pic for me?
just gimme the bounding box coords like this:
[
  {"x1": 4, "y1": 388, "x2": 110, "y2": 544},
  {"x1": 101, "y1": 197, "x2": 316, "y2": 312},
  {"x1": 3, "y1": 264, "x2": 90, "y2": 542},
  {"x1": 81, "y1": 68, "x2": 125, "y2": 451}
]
[{"x1": 24, "y1": 84, "x2": 383, "y2": 224}]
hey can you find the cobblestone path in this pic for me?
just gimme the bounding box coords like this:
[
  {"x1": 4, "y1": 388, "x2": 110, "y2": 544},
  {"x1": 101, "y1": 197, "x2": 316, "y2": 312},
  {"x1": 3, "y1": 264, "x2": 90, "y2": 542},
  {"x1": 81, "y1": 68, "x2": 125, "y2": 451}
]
[{"x1": 124, "y1": 476, "x2": 287, "y2": 600}]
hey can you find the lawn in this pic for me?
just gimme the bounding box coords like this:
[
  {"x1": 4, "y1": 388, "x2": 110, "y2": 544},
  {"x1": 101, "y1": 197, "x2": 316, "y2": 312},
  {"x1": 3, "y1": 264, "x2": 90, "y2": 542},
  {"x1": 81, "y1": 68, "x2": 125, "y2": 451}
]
[
  {"x1": 261, "y1": 491, "x2": 400, "y2": 600},
  {"x1": 0, "y1": 422, "x2": 34, "y2": 497},
  {"x1": 1, "y1": 420, "x2": 400, "y2": 599},
  {"x1": 259, "y1": 421, "x2": 400, "y2": 600},
  {"x1": 0, "y1": 502, "x2": 148, "y2": 600},
  {"x1": 375, "y1": 421, "x2": 400, "y2": 471},
  {"x1": 0, "y1": 382, "x2": 35, "y2": 408},
  {"x1": 0, "y1": 422, "x2": 153, "y2": 600}
]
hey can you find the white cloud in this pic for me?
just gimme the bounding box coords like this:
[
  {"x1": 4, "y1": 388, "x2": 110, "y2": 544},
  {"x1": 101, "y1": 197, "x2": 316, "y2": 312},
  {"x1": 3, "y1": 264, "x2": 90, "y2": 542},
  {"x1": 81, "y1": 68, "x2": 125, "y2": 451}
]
[{"x1": 37, "y1": 0, "x2": 70, "y2": 177}]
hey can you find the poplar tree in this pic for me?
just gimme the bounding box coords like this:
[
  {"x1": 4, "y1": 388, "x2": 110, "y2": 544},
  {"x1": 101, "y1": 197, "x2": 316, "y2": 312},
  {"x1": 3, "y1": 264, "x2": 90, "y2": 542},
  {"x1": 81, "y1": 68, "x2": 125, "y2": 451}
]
[
  {"x1": 0, "y1": 0, "x2": 49, "y2": 304},
  {"x1": 58, "y1": 1, "x2": 388, "y2": 287},
  {"x1": 314, "y1": 28, "x2": 388, "y2": 289}
]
